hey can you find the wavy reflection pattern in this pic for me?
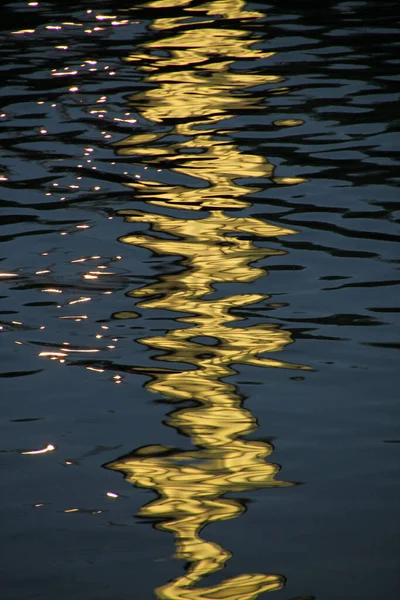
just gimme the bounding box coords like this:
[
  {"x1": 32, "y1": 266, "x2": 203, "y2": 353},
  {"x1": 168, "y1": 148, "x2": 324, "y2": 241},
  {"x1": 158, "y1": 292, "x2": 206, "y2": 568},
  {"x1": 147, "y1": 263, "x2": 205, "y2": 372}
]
[{"x1": 106, "y1": 1, "x2": 310, "y2": 598}]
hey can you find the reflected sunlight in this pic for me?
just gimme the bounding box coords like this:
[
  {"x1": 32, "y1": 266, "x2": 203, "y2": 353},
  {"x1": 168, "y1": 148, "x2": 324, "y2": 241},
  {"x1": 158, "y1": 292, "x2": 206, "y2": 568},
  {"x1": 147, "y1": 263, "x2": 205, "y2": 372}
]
[{"x1": 106, "y1": 1, "x2": 310, "y2": 599}]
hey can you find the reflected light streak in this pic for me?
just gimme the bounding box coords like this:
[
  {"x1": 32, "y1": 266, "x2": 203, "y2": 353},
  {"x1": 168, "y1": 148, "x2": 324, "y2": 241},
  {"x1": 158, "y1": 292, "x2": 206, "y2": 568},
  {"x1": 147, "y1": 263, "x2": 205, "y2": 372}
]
[
  {"x1": 273, "y1": 119, "x2": 304, "y2": 127},
  {"x1": 11, "y1": 29, "x2": 35, "y2": 35},
  {"x1": 104, "y1": 1, "x2": 311, "y2": 598},
  {"x1": 69, "y1": 296, "x2": 91, "y2": 304},
  {"x1": 61, "y1": 348, "x2": 100, "y2": 353},
  {"x1": 273, "y1": 177, "x2": 309, "y2": 185},
  {"x1": 115, "y1": 3, "x2": 284, "y2": 213},
  {"x1": 21, "y1": 444, "x2": 55, "y2": 455}
]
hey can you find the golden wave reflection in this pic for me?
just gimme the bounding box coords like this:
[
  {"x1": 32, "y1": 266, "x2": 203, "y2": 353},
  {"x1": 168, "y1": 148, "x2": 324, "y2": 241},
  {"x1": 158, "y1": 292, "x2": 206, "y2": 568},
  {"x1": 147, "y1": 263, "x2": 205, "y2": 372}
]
[
  {"x1": 115, "y1": 1, "x2": 282, "y2": 210},
  {"x1": 106, "y1": 1, "x2": 310, "y2": 598}
]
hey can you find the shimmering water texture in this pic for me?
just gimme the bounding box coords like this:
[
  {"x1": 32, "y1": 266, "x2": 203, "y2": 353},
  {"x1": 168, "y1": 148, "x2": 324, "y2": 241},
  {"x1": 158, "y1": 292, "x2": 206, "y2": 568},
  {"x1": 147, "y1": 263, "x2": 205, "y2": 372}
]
[{"x1": 0, "y1": 1, "x2": 399, "y2": 600}]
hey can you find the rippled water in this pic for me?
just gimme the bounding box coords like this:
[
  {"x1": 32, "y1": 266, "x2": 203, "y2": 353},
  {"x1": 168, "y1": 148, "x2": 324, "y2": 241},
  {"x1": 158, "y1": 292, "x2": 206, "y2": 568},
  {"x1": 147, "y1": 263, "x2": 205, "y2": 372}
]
[{"x1": 1, "y1": 1, "x2": 399, "y2": 599}]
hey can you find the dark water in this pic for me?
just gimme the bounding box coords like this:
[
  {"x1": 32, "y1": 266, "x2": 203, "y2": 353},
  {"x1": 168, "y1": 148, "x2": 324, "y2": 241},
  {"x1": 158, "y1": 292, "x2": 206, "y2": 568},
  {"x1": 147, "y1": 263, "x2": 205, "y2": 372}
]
[{"x1": 1, "y1": 1, "x2": 399, "y2": 598}]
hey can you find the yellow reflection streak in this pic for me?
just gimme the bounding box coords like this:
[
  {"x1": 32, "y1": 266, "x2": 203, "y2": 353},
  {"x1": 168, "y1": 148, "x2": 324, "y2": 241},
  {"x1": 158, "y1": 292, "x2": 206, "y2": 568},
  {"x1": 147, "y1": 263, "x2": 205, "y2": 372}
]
[
  {"x1": 116, "y1": 2, "x2": 283, "y2": 211},
  {"x1": 106, "y1": 1, "x2": 310, "y2": 599}
]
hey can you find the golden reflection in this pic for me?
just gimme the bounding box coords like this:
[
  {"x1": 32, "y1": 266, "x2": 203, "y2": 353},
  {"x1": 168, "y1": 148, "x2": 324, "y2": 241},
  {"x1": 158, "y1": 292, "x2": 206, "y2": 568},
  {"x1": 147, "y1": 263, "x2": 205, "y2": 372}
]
[
  {"x1": 115, "y1": 0, "x2": 283, "y2": 211},
  {"x1": 273, "y1": 119, "x2": 304, "y2": 127},
  {"x1": 107, "y1": 1, "x2": 309, "y2": 598},
  {"x1": 273, "y1": 177, "x2": 309, "y2": 185},
  {"x1": 142, "y1": 0, "x2": 194, "y2": 7}
]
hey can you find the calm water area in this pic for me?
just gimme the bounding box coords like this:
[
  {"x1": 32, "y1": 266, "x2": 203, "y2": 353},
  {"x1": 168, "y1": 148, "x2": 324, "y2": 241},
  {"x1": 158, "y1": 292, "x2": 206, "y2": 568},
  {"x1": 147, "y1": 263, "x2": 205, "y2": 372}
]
[{"x1": 1, "y1": 1, "x2": 399, "y2": 598}]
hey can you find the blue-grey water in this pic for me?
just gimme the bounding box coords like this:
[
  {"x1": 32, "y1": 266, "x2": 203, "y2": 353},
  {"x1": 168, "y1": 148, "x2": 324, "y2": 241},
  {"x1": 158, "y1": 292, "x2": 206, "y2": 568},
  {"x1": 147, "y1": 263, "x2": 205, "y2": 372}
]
[{"x1": 1, "y1": 1, "x2": 399, "y2": 599}]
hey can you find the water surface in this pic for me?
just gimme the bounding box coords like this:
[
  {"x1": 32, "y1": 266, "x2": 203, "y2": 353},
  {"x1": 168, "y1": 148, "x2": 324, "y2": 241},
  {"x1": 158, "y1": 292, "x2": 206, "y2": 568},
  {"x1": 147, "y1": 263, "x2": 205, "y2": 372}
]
[{"x1": 1, "y1": 1, "x2": 399, "y2": 599}]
